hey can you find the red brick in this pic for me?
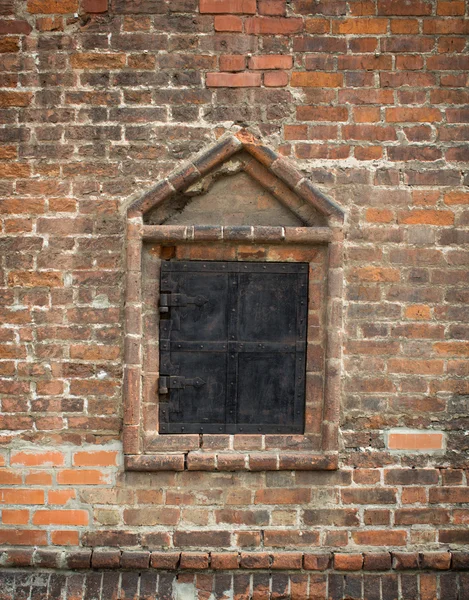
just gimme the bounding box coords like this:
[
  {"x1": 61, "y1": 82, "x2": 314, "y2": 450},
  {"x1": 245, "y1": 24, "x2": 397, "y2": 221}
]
[
  {"x1": 219, "y1": 55, "x2": 246, "y2": 71},
  {"x1": 211, "y1": 552, "x2": 240, "y2": 569},
  {"x1": 386, "y1": 107, "x2": 442, "y2": 123},
  {"x1": 296, "y1": 106, "x2": 348, "y2": 121},
  {"x1": 334, "y1": 553, "x2": 364, "y2": 570},
  {"x1": 437, "y1": 0, "x2": 465, "y2": 15},
  {"x1": 179, "y1": 552, "x2": 210, "y2": 569},
  {"x1": 150, "y1": 552, "x2": 180, "y2": 569},
  {"x1": 420, "y1": 552, "x2": 451, "y2": 570},
  {"x1": 248, "y1": 55, "x2": 293, "y2": 70},
  {"x1": 245, "y1": 17, "x2": 303, "y2": 34},
  {"x1": 291, "y1": 72, "x2": 342, "y2": 87},
  {"x1": 353, "y1": 530, "x2": 407, "y2": 546},
  {"x1": 332, "y1": 18, "x2": 388, "y2": 34},
  {"x1": 206, "y1": 72, "x2": 261, "y2": 87},
  {"x1": 0, "y1": 530, "x2": 47, "y2": 545},
  {"x1": 200, "y1": 0, "x2": 256, "y2": 12},
  {"x1": 214, "y1": 15, "x2": 242, "y2": 31},
  {"x1": 378, "y1": 0, "x2": 432, "y2": 15},
  {"x1": 271, "y1": 552, "x2": 303, "y2": 569},
  {"x1": 82, "y1": 0, "x2": 108, "y2": 11},
  {"x1": 239, "y1": 552, "x2": 270, "y2": 569},
  {"x1": 264, "y1": 71, "x2": 288, "y2": 87},
  {"x1": 303, "y1": 554, "x2": 331, "y2": 570},
  {"x1": 255, "y1": 488, "x2": 311, "y2": 504}
]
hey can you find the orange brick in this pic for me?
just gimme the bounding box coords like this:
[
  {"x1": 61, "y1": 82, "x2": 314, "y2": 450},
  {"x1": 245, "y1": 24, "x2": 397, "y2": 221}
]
[
  {"x1": 214, "y1": 15, "x2": 243, "y2": 31},
  {"x1": 0, "y1": 146, "x2": 18, "y2": 160},
  {"x1": 332, "y1": 18, "x2": 388, "y2": 34},
  {"x1": 291, "y1": 72, "x2": 343, "y2": 87},
  {"x1": 25, "y1": 471, "x2": 53, "y2": 485},
  {"x1": 57, "y1": 470, "x2": 106, "y2": 485},
  {"x1": 8, "y1": 272, "x2": 63, "y2": 288},
  {"x1": 398, "y1": 210, "x2": 454, "y2": 226},
  {"x1": 51, "y1": 530, "x2": 80, "y2": 545},
  {"x1": 352, "y1": 267, "x2": 400, "y2": 282},
  {"x1": 405, "y1": 305, "x2": 431, "y2": 320},
  {"x1": 48, "y1": 489, "x2": 76, "y2": 505},
  {"x1": 0, "y1": 91, "x2": 33, "y2": 107},
  {"x1": 70, "y1": 53, "x2": 126, "y2": 70},
  {"x1": 434, "y1": 342, "x2": 469, "y2": 356},
  {"x1": 27, "y1": 0, "x2": 78, "y2": 13},
  {"x1": 388, "y1": 431, "x2": 444, "y2": 451},
  {"x1": 2, "y1": 509, "x2": 29, "y2": 524},
  {"x1": 444, "y1": 191, "x2": 469, "y2": 205},
  {"x1": 73, "y1": 451, "x2": 118, "y2": 467},
  {"x1": 365, "y1": 208, "x2": 394, "y2": 223},
  {"x1": 0, "y1": 489, "x2": 45, "y2": 504},
  {"x1": 0, "y1": 470, "x2": 22, "y2": 485},
  {"x1": 0, "y1": 164, "x2": 31, "y2": 178},
  {"x1": 33, "y1": 509, "x2": 89, "y2": 526},
  {"x1": 11, "y1": 451, "x2": 64, "y2": 467}
]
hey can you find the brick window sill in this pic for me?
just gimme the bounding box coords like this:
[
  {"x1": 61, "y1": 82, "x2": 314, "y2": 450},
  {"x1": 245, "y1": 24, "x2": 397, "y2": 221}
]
[{"x1": 125, "y1": 451, "x2": 338, "y2": 472}]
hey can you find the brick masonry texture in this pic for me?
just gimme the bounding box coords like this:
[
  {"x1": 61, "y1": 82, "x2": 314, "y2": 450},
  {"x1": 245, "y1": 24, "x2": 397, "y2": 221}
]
[{"x1": 0, "y1": 0, "x2": 469, "y2": 596}]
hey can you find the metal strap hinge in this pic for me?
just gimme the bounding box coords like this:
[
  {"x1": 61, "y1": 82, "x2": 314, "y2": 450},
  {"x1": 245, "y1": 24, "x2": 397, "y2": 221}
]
[
  {"x1": 159, "y1": 293, "x2": 208, "y2": 313},
  {"x1": 159, "y1": 375, "x2": 206, "y2": 394}
]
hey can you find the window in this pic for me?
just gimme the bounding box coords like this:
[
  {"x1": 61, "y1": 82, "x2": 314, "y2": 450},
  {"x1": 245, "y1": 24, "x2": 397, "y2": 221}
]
[
  {"x1": 158, "y1": 261, "x2": 308, "y2": 434},
  {"x1": 123, "y1": 131, "x2": 343, "y2": 471}
]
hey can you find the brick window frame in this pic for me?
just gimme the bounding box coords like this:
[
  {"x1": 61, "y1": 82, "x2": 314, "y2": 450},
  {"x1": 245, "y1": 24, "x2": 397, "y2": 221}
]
[{"x1": 123, "y1": 130, "x2": 344, "y2": 472}]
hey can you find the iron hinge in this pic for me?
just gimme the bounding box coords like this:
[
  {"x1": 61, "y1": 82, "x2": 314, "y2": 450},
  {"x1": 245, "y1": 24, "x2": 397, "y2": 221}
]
[
  {"x1": 159, "y1": 375, "x2": 206, "y2": 394},
  {"x1": 159, "y1": 293, "x2": 208, "y2": 313}
]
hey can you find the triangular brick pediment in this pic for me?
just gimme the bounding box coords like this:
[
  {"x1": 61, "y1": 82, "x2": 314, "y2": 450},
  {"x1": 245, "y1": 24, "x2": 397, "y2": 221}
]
[{"x1": 127, "y1": 129, "x2": 344, "y2": 227}]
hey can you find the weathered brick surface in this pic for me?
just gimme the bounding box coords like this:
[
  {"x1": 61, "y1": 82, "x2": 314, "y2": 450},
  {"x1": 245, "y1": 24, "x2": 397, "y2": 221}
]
[{"x1": 0, "y1": 0, "x2": 468, "y2": 586}]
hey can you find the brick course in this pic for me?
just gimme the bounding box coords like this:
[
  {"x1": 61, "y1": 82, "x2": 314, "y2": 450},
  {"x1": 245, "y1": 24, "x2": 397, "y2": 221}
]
[{"x1": 0, "y1": 0, "x2": 468, "y2": 596}]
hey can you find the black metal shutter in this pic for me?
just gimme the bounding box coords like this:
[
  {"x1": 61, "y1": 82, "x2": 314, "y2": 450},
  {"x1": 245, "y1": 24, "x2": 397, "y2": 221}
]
[{"x1": 159, "y1": 261, "x2": 308, "y2": 434}]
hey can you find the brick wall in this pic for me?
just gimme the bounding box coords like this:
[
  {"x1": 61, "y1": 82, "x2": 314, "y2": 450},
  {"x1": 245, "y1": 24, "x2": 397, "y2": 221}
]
[{"x1": 0, "y1": 0, "x2": 468, "y2": 597}]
